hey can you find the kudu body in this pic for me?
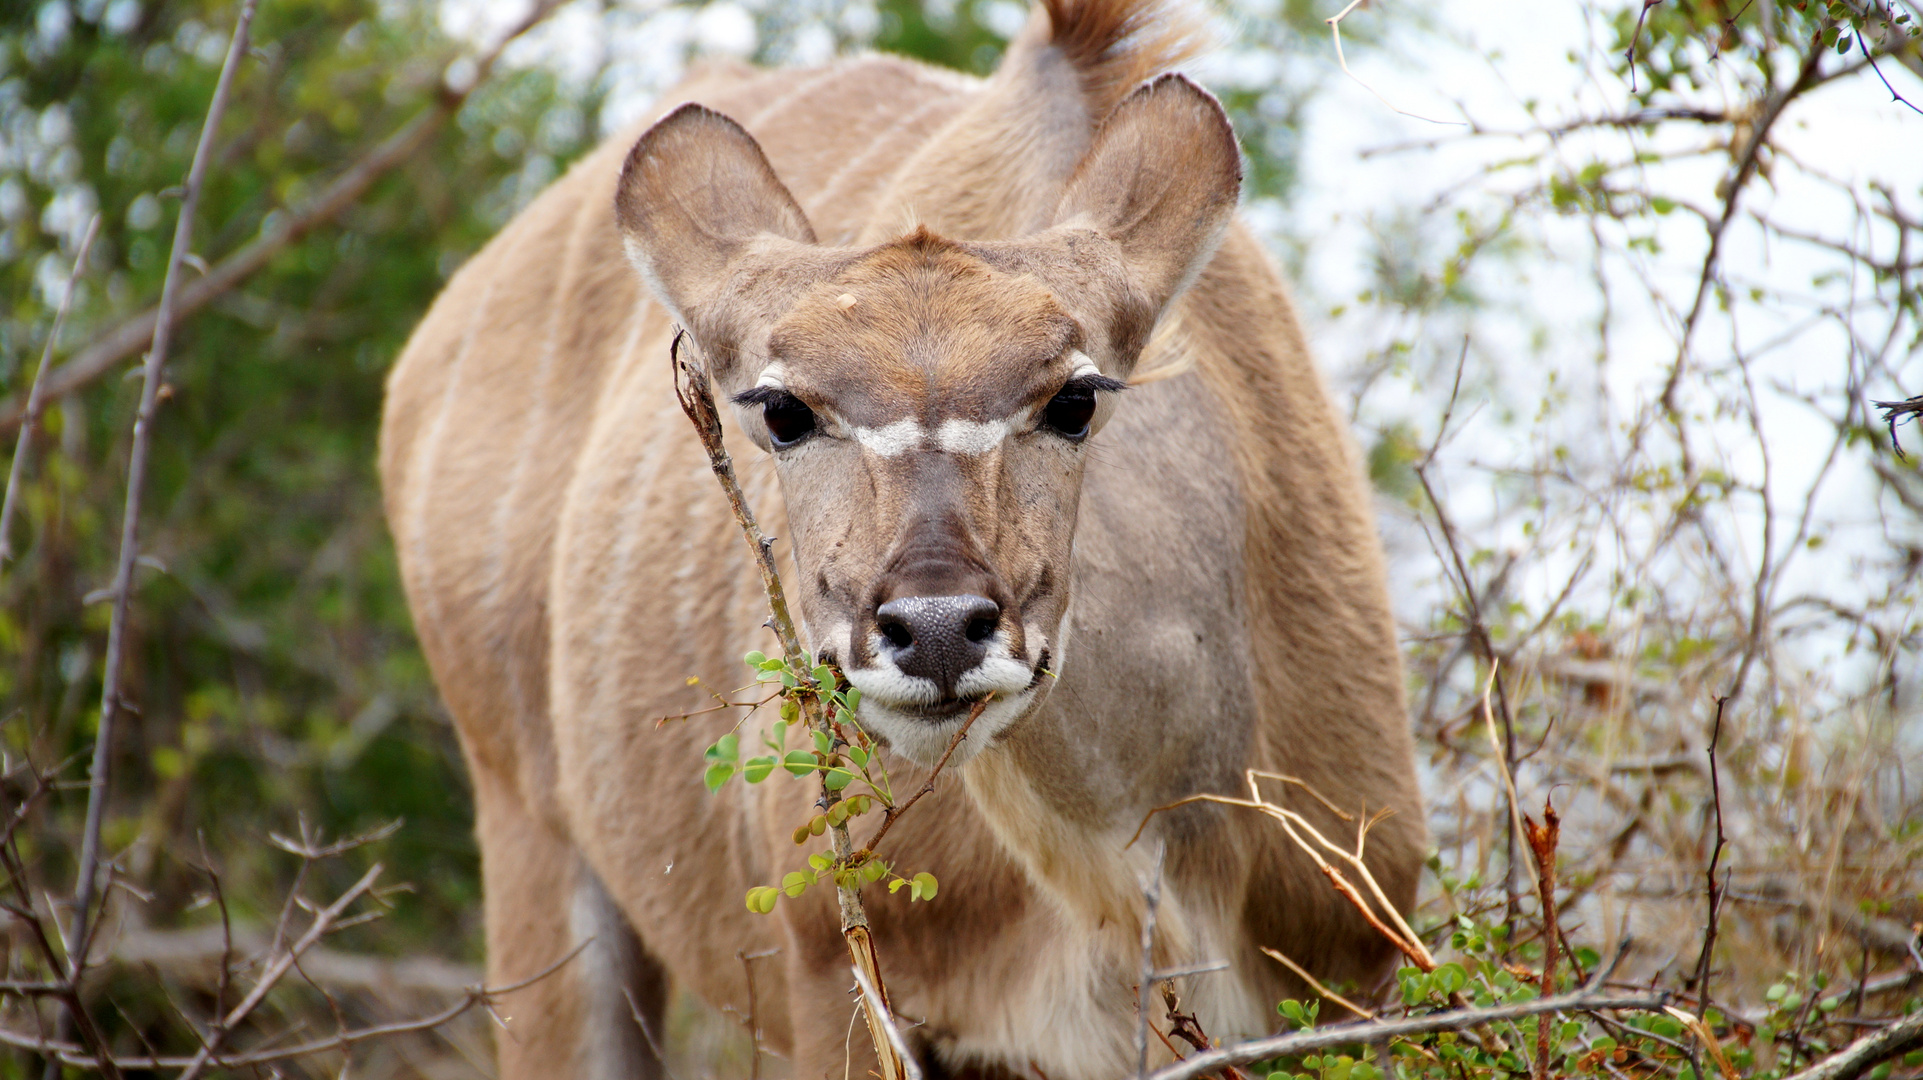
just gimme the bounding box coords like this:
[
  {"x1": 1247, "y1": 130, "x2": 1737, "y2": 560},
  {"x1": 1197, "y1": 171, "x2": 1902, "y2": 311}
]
[{"x1": 380, "y1": 2, "x2": 1425, "y2": 1077}]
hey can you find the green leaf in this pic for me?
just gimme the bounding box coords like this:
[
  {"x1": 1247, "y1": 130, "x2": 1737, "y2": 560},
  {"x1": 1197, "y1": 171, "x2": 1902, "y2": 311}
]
[
  {"x1": 812, "y1": 664, "x2": 834, "y2": 688},
  {"x1": 888, "y1": 878, "x2": 906, "y2": 893},
  {"x1": 911, "y1": 871, "x2": 938, "y2": 900},
  {"x1": 742, "y1": 756, "x2": 776, "y2": 783},
  {"x1": 781, "y1": 870, "x2": 816, "y2": 897},
  {"x1": 703, "y1": 762, "x2": 736, "y2": 792},
  {"x1": 812, "y1": 729, "x2": 833, "y2": 755},
  {"x1": 860, "y1": 858, "x2": 889, "y2": 882},
  {"x1": 808, "y1": 852, "x2": 834, "y2": 872},
  {"x1": 769, "y1": 719, "x2": 789, "y2": 748},
  {"x1": 744, "y1": 886, "x2": 780, "y2": 914},
  {"x1": 744, "y1": 650, "x2": 768, "y2": 668},
  {"x1": 845, "y1": 688, "x2": 862, "y2": 710},
  {"x1": 784, "y1": 750, "x2": 818, "y2": 776},
  {"x1": 704, "y1": 733, "x2": 738, "y2": 763},
  {"x1": 847, "y1": 744, "x2": 869, "y2": 769},
  {"x1": 824, "y1": 767, "x2": 856, "y2": 791},
  {"x1": 1434, "y1": 962, "x2": 1468, "y2": 996}
]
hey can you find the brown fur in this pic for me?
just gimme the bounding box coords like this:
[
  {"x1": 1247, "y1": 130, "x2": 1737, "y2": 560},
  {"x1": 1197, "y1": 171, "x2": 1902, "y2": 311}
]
[{"x1": 380, "y1": 4, "x2": 1425, "y2": 1078}]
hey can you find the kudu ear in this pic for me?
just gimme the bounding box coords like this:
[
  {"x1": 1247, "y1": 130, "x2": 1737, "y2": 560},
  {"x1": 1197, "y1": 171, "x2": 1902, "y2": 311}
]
[
  {"x1": 614, "y1": 103, "x2": 818, "y2": 368},
  {"x1": 1052, "y1": 73, "x2": 1241, "y2": 317}
]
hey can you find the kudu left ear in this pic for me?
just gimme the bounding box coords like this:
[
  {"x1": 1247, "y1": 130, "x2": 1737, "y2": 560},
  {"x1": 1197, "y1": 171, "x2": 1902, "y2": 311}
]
[
  {"x1": 967, "y1": 74, "x2": 1242, "y2": 375},
  {"x1": 1053, "y1": 73, "x2": 1243, "y2": 317},
  {"x1": 614, "y1": 103, "x2": 824, "y2": 376}
]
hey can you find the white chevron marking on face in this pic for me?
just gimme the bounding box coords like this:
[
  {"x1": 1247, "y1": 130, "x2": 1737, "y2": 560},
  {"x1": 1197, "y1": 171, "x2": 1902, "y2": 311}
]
[
  {"x1": 937, "y1": 418, "x2": 1012, "y2": 454},
  {"x1": 851, "y1": 416, "x2": 1013, "y2": 457},
  {"x1": 852, "y1": 418, "x2": 925, "y2": 456}
]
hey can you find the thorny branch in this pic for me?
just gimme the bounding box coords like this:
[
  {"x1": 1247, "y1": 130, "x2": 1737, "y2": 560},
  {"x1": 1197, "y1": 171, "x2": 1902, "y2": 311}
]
[
  {"x1": 1690, "y1": 696, "x2": 1730, "y2": 1017},
  {"x1": 56, "y1": 4, "x2": 260, "y2": 1073},
  {"x1": 670, "y1": 328, "x2": 908, "y2": 1080}
]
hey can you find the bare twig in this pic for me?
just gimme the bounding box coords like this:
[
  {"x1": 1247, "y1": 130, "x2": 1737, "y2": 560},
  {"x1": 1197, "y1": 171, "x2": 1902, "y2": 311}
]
[
  {"x1": 3, "y1": 938, "x2": 587, "y2": 1072},
  {"x1": 1260, "y1": 947, "x2": 1375, "y2": 1019},
  {"x1": 0, "y1": 213, "x2": 100, "y2": 563},
  {"x1": 1142, "y1": 987, "x2": 1673, "y2": 1080},
  {"x1": 1690, "y1": 696, "x2": 1730, "y2": 1018},
  {"x1": 1778, "y1": 1010, "x2": 1923, "y2": 1080},
  {"x1": 1657, "y1": 38, "x2": 1827, "y2": 421},
  {"x1": 851, "y1": 962, "x2": 925, "y2": 1080},
  {"x1": 1523, "y1": 797, "x2": 1563, "y2": 1080},
  {"x1": 1136, "y1": 841, "x2": 1166, "y2": 1079},
  {"x1": 854, "y1": 698, "x2": 986, "y2": 861},
  {"x1": 1626, "y1": 0, "x2": 1665, "y2": 92},
  {"x1": 175, "y1": 862, "x2": 382, "y2": 1080},
  {"x1": 740, "y1": 947, "x2": 778, "y2": 1080},
  {"x1": 56, "y1": 8, "x2": 260, "y2": 1076},
  {"x1": 1872, "y1": 395, "x2": 1923, "y2": 458},
  {"x1": 1324, "y1": 0, "x2": 1464, "y2": 126},
  {"x1": 1415, "y1": 462, "x2": 1524, "y2": 933}
]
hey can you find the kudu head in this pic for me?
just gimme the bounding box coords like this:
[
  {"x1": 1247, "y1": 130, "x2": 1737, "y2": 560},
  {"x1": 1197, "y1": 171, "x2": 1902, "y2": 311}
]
[{"x1": 615, "y1": 75, "x2": 1241, "y2": 764}]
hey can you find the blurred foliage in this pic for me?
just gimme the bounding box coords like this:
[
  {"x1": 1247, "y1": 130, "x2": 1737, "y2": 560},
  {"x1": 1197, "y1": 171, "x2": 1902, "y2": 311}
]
[{"x1": 0, "y1": 0, "x2": 606, "y2": 963}]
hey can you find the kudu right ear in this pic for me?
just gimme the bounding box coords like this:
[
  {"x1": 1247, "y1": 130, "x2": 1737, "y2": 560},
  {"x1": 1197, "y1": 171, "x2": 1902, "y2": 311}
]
[
  {"x1": 1052, "y1": 73, "x2": 1242, "y2": 318},
  {"x1": 614, "y1": 104, "x2": 818, "y2": 363}
]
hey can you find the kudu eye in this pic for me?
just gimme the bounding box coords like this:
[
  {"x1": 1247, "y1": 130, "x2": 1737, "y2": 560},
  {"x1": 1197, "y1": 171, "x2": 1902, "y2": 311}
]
[
  {"x1": 761, "y1": 392, "x2": 816, "y2": 448},
  {"x1": 1042, "y1": 385, "x2": 1098, "y2": 440}
]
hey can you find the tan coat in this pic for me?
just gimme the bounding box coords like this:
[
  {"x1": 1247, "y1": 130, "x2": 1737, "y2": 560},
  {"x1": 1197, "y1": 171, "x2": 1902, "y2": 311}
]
[{"x1": 380, "y1": 3, "x2": 1425, "y2": 1077}]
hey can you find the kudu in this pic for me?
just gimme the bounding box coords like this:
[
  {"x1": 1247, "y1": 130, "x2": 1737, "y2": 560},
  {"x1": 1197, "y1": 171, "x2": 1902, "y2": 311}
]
[{"x1": 380, "y1": 1, "x2": 1425, "y2": 1077}]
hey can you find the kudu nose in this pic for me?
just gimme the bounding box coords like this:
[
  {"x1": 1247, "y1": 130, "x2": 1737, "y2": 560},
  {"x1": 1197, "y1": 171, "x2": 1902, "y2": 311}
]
[{"x1": 874, "y1": 594, "x2": 1001, "y2": 696}]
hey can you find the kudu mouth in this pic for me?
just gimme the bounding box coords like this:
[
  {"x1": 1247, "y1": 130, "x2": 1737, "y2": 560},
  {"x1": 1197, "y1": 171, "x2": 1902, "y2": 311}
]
[{"x1": 835, "y1": 569, "x2": 1052, "y2": 763}]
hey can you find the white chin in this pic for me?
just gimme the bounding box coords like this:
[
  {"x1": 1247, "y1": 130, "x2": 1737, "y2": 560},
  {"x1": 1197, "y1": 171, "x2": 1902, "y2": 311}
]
[{"x1": 848, "y1": 688, "x2": 1039, "y2": 767}]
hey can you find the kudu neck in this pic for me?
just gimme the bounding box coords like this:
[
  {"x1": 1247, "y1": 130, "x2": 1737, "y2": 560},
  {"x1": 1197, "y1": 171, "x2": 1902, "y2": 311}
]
[{"x1": 858, "y1": 21, "x2": 1094, "y2": 244}]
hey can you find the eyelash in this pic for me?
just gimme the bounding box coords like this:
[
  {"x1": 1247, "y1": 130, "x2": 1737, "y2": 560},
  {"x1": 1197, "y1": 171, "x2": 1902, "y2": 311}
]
[{"x1": 1041, "y1": 375, "x2": 1126, "y2": 441}]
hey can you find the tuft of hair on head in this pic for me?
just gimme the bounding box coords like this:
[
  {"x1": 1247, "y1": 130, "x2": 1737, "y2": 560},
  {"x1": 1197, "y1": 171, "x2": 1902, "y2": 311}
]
[{"x1": 1038, "y1": 0, "x2": 1213, "y2": 121}]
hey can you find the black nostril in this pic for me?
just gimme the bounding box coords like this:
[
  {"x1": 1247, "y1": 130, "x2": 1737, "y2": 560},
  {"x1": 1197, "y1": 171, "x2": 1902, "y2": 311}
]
[
  {"x1": 879, "y1": 619, "x2": 913, "y2": 650},
  {"x1": 872, "y1": 594, "x2": 1002, "y2": 696}
]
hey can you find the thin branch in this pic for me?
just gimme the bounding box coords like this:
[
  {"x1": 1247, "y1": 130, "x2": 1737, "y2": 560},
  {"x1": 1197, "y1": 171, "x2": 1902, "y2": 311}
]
[
  {"x1": 0, "y1": 0, "x2": 569, "y2": 435},
  {"x1": 670, "y1": 330, "x2": 909, "y2": 1080},
  {"x1": 1, "y1": 213, "x2": 100, "y2": 563},
  {"x1": 1778, "y1": 1010, "x2": 1923, "y2": 1080},
  {"x1": 1, "y1": 939, "x2": 587, "y2": 1071},
  {"x1": 851, "y1": 962, "x2": 925, "y2": 1080},
  {"x1": 1523, "y1": 797, "x2": 1563, "y2": 1080},
  {"x1": 1690, "y1": 696, "x2": 1730, "y2": 1018},
  {"x1": 854, "y1": 698, "x2": 986, "y2": 861},
  {"x1": 58, "y1": 8, "x2": 260, "y2": 1076},
  {"x1": 1260, "y1": 947, "x2": 1375, "y2": 1020},
  {"x1": 1657, "y1": 38, "x2": 1828, "y2": 421},
  {"x1": 1141, "y1": 988, "x2": 1674, "y2": 1080},
  {"x1": 1324, "y1": 0, "x2": 1465, "y2": 126},
  {"x1": 1136, "y1": 841, "x2": 1167, "y2": 1080},
  {"x1": 175, "y1": 862, "x2": 383, "y2": 1080}
]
